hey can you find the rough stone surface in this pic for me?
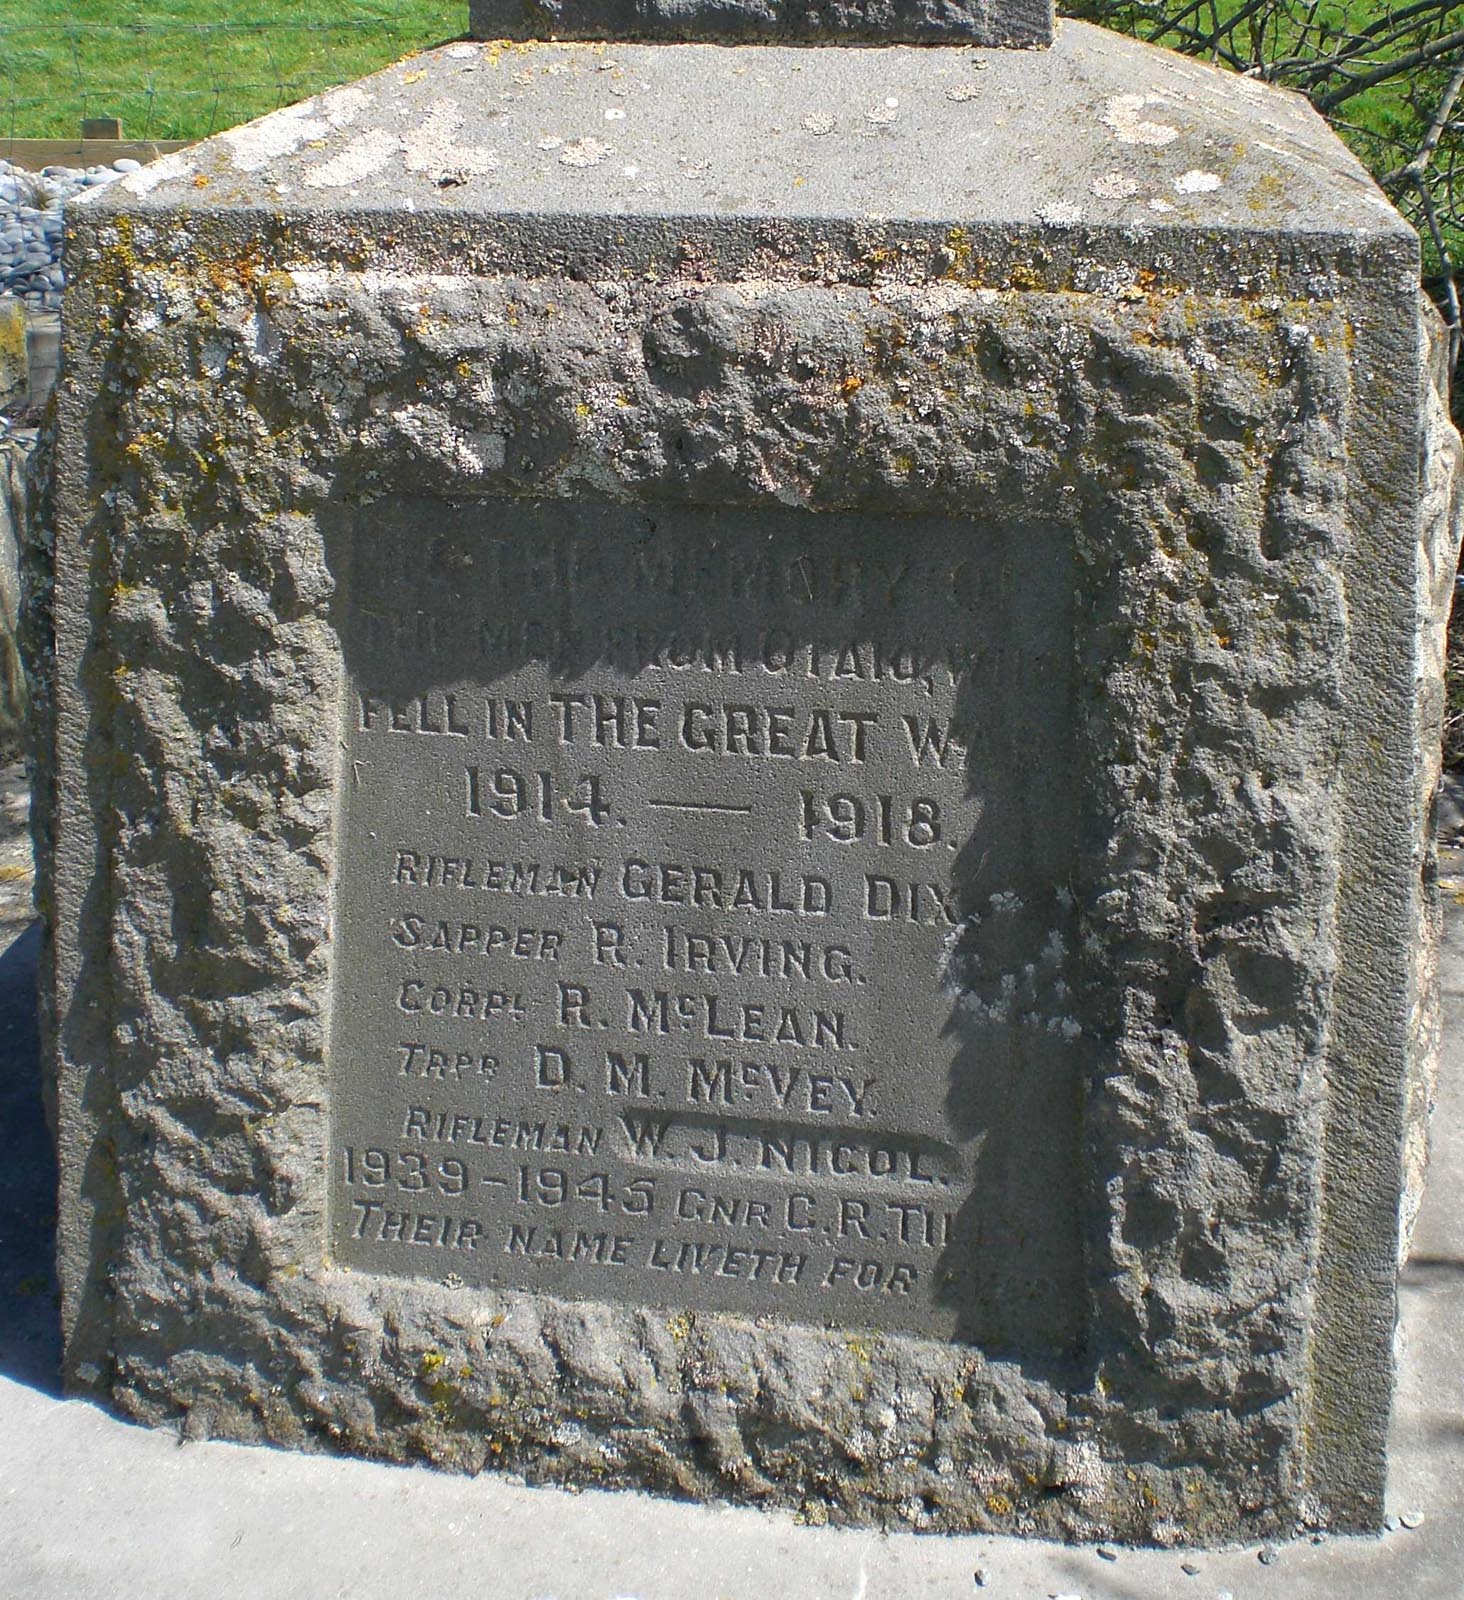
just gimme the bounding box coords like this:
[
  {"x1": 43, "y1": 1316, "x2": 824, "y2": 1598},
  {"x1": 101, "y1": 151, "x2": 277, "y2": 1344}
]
[
  {"x1": 29, "y1": 23, "x2": 1464, "y2": 1543},
  {"x1": 0, "y1": 432, "x2": 33, "y2": 758},
  {"x1": 468, "y1": 0, "x2": 1052, "y2": 46},
  {"x1": 1405, "y1": 318, "x2": 1464, "y2": 1252}
]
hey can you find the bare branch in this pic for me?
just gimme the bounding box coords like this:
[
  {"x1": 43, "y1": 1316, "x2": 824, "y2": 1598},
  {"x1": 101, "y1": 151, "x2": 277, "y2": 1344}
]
[
  {"x1": 1418, "y1": 177, "x2": 1462, "y2": 373},
  {"x1": 1382, "y1": 53, "x2": 1464, "y2": 188},
  {"x1": 1314, "y1": 28, "x2": 1464, "y2": 112}
]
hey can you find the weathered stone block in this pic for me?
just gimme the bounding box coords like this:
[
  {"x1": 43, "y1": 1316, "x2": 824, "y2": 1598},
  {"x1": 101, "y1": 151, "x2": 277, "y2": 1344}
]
[
  {"x1": 32, "y1": 22, "x2": 1463, "y2": 1540},
  {"x1": 0, "y1": 431, "x2": 33, "y2": 759},
  {"x1": 467, "y1": 0, "x2": 1053, "y2": 46}
]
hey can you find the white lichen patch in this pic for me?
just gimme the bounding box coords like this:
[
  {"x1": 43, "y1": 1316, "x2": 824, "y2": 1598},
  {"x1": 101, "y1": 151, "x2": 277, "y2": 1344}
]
[
  {"x1": 250, "y1": 308, "x2": 281, "y2": 364},
  {"x1": 401, "y1": 102, "x2": 499, "y2": 178},
  {"x1": 941, "y1": 891, "x2": 1080, "y2": 1039},
  {"x1": 1253, "y1": 138, "x2": 1307, "y2": 167},
  {"x1": 463, "y1": 431, "x2": 508, "y2": 470},
  {"x1": 287, "y1": 269, "x2": 478, "y2": 306},
  {"x1": 802, "y1": 112, "x2": 838, "y2": 135},
  {"x1": 199, "y1": 335, "x2": 232, "y2": 378},
  {"x1": 1092, "y1": 172, "x2": 1139, "y2": 200},
  {"x1": 946, "y1": 84, "x2": 981, "y2": 103},
  {"x1": 559, "y1": 138, "x2": 611, "y2": 168},
  {"x1": 127, "y1": 265, "x2": 197, "y2": 322},
  {"x1": 1174, "y1": 169, "x2": 1222, "y2": 194},
  {"x1": 113, "y1": 149, "x2": 197, "y2": 197},
  {"x1": 383, "y1": 404, "x2": 508, "y2": 477},
  {"x1": 222, "y1": 100, "x2": 333, "y2": 173},
  {"x1": 1101, "y1": 93, "x2": 1180, "y2": 147},
  {"x1": 304, "y1": 128, "x2": 402, "y2": 189},
  {"x1": 317, "y1": 85, "x2": 371, "y2": 127},
  {"x1": 217, "y1": 83, "x2": 374, "y2": 181},
  {"x1": 1037, "y1": 202, "x2": 1082, "y2": 226}
]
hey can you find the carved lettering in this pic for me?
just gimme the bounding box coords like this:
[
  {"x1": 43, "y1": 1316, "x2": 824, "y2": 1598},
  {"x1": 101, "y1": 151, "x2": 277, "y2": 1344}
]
[{"x1": 331, "y1": 498, "x2": 1084, "y2": 1345}]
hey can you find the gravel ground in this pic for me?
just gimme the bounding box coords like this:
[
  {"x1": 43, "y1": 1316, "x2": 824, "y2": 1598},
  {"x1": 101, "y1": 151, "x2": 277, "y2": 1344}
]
[
  {"x1": 1, "y1": 158, "x2": 136, "y2": 314},
  {"x1": 0, "y1": 763, "x2": 33, "y2": 936}
]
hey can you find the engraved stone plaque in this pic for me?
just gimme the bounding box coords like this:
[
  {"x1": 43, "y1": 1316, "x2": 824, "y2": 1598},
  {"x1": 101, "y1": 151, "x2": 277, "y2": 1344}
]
[{"x1": 330, "y1": 497, "x2": 1085, "y2": 1345}]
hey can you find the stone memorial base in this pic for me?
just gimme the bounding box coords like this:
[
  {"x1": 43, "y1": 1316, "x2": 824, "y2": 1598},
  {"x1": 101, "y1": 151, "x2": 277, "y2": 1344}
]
[{"x1": 31, "y1": 21, "x2": 1464, "y2": 1541}]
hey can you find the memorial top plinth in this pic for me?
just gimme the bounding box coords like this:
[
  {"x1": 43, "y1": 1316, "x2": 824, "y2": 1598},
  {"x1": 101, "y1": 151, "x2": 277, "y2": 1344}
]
[
  {"x1": 91, "y1": 22, "x2": 1409, "y2": 300},
  {"x1": 468, "y1": 0, "x2": 1053, "y2": 48}
]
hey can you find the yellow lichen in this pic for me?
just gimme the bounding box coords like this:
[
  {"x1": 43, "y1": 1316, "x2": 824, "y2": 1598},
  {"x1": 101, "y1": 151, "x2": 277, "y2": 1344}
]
[{"x1": 0, "y1": 300, "x2": 25, "y2": 379}]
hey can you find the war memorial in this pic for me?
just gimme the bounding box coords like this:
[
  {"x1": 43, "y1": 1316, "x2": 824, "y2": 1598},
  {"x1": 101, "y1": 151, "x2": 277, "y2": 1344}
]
[{"x1": 27, "y1": 0, "x2": 1464, "y2": 1545}]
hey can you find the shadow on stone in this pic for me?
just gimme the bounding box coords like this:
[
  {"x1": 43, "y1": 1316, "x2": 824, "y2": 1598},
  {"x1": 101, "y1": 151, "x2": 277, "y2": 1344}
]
[
  {"x1": 1400, "y1": 1254, "x2": 1464, "y2": 1282},
  {"x1": 0, "y1": 919, "x2": 60, "y2": 1394}
]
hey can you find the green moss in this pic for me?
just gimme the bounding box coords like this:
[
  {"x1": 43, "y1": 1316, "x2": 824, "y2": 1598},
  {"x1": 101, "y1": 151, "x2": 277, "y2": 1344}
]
[{"x1": 0, "y1": 300, "x2": 25, "y2": 391}]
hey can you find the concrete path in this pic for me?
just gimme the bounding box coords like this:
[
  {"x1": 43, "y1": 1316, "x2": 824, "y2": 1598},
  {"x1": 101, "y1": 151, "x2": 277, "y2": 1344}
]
[{"x1": 1, "y1": 765, "x2": 1461, "y2": 1599}]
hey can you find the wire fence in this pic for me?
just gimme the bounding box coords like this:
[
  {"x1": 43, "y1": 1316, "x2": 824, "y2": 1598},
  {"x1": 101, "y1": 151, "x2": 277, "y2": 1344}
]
[{"x1": 0, "y1": 14, "x2": 460, "y2": 145}]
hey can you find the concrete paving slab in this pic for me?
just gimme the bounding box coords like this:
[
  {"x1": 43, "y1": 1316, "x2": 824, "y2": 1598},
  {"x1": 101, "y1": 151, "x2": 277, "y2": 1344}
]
[{"x1": 0, "y1": 768, "x2": 1461, "y2": 1598}]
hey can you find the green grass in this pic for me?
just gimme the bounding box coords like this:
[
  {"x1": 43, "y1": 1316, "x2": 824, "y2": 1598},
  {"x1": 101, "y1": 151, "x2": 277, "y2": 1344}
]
[
  {"x1": 0, "y1": 3, "x2": 462, "y2": 142},
  {"x1": 0, "y1": 0, "x2": 1413, "y2": 144}
]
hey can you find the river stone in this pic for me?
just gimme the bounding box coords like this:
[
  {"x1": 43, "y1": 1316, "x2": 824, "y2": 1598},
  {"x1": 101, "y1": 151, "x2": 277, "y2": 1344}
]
[{"x1": 30, "y1": 21, "x2": 1464, "y2": 1541}]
